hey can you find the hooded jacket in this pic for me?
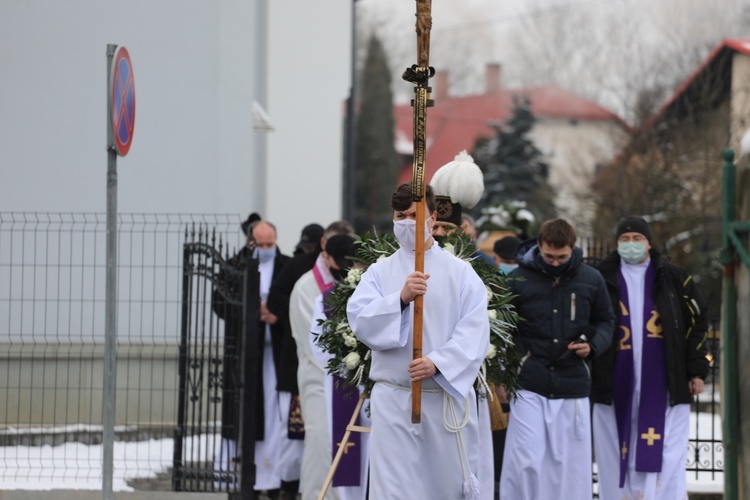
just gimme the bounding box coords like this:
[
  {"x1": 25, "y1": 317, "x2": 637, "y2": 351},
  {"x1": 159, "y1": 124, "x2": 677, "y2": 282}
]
[
  {"x1": 508, "y1": 240, "x2": 614, "y2": 399},
  {"x1": 591, "y1": 249, "x2": 709, "y2": 406}
]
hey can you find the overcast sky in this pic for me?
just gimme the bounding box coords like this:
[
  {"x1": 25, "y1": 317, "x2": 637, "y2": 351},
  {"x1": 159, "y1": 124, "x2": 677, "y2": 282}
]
[{"x1": 356, "y1": 0, "x2": 750, "y2": 122}]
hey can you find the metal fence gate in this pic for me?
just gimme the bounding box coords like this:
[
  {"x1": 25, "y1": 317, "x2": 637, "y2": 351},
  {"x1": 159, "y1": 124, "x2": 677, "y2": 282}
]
[{"x1": 172, "y1": 226, "x2": 260, "y2": 496}]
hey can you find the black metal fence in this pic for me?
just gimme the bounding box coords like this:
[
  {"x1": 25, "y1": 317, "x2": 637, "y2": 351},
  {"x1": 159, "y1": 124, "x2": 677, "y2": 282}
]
[
  {"x1": 0, "y1": 218, "x2": 724, "y2": 495},
  {"x1": 172, "y1": 227, "x2": 260, "y2": 494}
]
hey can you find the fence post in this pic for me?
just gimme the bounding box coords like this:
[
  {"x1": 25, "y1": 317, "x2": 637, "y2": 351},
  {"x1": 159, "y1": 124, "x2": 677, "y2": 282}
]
[{"x1": 719, "y1": 148, "x2": 738, "y2": 500}]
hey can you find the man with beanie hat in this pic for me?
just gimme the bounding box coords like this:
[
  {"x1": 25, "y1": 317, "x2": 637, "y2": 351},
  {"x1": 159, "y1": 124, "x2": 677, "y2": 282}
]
[
  {"x1": 592, "y1": 216, "x2": 709, "y2": 499},
  {"x1": 493, "y1": 235, "x2": 522, "y2": 275}
]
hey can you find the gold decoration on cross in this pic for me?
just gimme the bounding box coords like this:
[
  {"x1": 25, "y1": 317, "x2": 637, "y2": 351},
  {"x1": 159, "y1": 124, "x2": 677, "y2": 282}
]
[
  {"x1": 621, "y1": 441, "x2": 628, "y2": 460},
  {"x1": 641, "y1": 427, "x2": 662, "y2": 446}
]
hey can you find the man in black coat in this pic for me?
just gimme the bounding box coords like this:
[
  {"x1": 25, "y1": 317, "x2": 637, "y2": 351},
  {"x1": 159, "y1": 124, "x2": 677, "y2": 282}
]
[
  {"x1": 213, "y1": 219, "x2": 290, "y2": 499},
  {"x1": 591, "y1": 216, "x2": 709, "y2": 499},
  {"x1": 499, "y1": 218, "x2": 614, "y2": 499}
]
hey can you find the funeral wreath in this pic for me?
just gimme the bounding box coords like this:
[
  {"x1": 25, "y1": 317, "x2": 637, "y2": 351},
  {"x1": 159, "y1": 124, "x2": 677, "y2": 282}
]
[{"x1": 314, "y1": 231, "x2": 520, "y2": 399}]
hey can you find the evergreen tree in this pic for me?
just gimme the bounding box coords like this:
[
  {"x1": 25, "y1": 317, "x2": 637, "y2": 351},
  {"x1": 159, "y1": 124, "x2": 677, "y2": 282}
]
[
  {"x1": 354, "y1": 35, "x2": 401, "y2": 235},
  {"x1": 473, "y1": 96, "x2": 556, "y2": 223}
]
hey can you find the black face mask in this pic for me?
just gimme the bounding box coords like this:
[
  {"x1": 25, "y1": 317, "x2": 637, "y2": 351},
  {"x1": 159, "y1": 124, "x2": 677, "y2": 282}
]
[
  {"x1": 535, "y1": 246, "x2": 573, "y2": 277},
  {"x1": 330, "y1": 267, "x2": 349, "y2": 282},
  {"x1": 540, "y1": 258, "x2": 571, "y2": 277}
]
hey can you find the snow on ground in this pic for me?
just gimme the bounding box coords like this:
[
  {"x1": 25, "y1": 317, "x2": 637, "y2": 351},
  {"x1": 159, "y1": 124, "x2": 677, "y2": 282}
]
[
  {"x1": 0, "y1": 413, "x2": 724, "y2": 493},
  {"x1": 0, "y1": 433, "x2": 217, "y2": 491}
]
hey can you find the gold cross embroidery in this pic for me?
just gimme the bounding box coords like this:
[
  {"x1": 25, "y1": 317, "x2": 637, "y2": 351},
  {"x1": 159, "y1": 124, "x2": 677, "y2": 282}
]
[
  {"x1": 621, "y1": 441, "x2": 628, "y2": 460},
  {"x1": 337, "y1": 442, "x2": 356, "y2": 454},
  {"x1": 641, "y1": 427, "x2": 662, "y2": 446}
]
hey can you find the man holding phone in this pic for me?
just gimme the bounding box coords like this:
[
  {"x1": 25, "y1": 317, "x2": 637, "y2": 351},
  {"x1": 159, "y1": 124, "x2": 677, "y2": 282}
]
[{"x1": 499, "y1": 218, "x2": 614, "y2": 499}]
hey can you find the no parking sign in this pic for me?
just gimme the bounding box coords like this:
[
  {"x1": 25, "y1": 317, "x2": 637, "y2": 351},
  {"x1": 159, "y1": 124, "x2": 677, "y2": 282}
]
[{"x1": 109, "y1": 46, "x2": 135, "y2": 156}]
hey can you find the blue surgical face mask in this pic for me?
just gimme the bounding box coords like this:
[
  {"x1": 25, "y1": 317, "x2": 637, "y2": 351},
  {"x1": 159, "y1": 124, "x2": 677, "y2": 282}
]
[
  {"x1": 254, "y1": 247, "x2": 276, "y2": 263},
  {"x1": 618, "y1": 241, "x2": 647, "y2": 264},
  {"x1": 498, "y1": 263, "x2": 518, "y2": 275}
]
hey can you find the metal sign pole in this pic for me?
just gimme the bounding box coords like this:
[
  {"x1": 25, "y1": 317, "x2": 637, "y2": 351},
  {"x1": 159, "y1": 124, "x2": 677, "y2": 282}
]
[{"x1": 102, "y1": 43, "x2": 118, "y2": 500}]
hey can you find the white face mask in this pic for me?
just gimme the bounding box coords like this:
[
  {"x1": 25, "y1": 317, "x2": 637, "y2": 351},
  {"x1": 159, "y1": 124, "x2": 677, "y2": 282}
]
[{"x1": 393, "y1": 218, "x2": 431, "y2": 252}]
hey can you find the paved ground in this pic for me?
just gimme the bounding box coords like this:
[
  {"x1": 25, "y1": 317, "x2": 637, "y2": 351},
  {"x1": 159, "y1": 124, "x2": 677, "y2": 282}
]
[{"x1": 126, "y1": 467, "x2": 301, "y2": 499}]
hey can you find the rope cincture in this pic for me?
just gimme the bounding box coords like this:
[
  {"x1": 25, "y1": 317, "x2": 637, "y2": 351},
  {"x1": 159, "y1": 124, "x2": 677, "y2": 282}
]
[
  {"x1": 378, "y1": 381, "x2": 481, "y2": 499},
  {"x1": 444, "y1": 393, "x2": 481, "y2": 500}
]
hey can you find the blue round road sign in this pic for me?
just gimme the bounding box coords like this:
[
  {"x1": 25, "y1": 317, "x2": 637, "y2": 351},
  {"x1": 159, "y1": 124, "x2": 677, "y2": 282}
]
[{"x1": 111, "y1": 46, "x2": 135, "y2": 156}]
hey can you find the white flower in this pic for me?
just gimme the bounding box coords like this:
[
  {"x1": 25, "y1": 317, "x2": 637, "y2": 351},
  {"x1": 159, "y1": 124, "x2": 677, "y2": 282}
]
[
  {"x1": 443, "y1": 242, "x2": 455, "y2": 255},
  {"x1": 344, "y1": 351, "x2": 361, "y2": 369},
  {"x1": 486, "y1": 286, "x2": 493, "y2": 302},
  {"x1": 486, "y1": 344, "x2": 497, "y2": 359},
  {"x1": 346, "y1": 268, "x2": 362, "y2": 287},
  {"x1": 336, "y1": 322, "x2": 350, "y2": 334},
  {"x1": 344, "y1": 335, "x2": 358, "y2": 348},
  {"x1": 488, "y1": 309, "x2": 497, "y2": 320}
]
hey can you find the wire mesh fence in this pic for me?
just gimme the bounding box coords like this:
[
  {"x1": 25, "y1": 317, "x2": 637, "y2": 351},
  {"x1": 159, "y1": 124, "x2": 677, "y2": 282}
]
[
  {"x1": 0, "y1": 215, "x2": 725, "y2": 494},
  {"x1": 0, "y1": 212, "x2": 243, "y2": 491}
]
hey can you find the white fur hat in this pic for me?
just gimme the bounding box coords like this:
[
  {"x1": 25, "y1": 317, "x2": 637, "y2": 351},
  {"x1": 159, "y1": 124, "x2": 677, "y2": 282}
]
[{"x1": 430, "y1": 150, "x2": 485, "y2": 210}]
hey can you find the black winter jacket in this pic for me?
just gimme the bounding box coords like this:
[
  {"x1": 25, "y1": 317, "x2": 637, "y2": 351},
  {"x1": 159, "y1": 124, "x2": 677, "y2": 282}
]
[
  {"x1": 591, "y1": 249, "x2": 709, "y2": 406},
  {"x1": 267, "y1": 250, "x2": 319, "y2": 393},
  {"x1": 508, "y1": 241, "x2": 614, "y2": 399}
]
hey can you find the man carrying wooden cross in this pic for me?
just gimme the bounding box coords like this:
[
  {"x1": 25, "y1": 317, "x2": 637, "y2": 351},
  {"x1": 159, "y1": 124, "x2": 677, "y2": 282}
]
[{"x1": 346, "y1": 182, "x2": 489, "y2": 499}]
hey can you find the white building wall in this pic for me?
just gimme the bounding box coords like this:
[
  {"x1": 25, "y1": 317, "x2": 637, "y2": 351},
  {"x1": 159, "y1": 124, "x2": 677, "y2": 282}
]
[{"x1": 0, "y1": 0, "x2": 349, "y2": 253}]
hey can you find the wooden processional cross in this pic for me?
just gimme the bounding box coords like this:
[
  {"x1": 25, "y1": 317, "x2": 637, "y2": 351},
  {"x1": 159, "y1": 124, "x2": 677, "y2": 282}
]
[
  {"x1": 404, "y1": 0, "x2": 435, "y2": 425},
  {"x1": 317, "y1": 2, "x2": 436, "y2": 497}
]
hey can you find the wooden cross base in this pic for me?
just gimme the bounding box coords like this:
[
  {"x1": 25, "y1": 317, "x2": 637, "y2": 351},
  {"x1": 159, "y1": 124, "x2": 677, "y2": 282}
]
[{"x1": 317, "y1": 392, "x2": 370, "y2": 500}]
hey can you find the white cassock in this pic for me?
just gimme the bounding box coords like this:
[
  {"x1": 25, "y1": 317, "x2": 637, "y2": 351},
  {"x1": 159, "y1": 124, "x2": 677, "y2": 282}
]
[
  {"x1": 254, "y1": 256, "x2": 283, "y2": 491},
  {"x1": 310, "y1": 295, "x2": 371, "y2": 500},
  {"x1": 276, "y1": 389, "x2": 303, "y2": 482},
  {"x1": 475, "y1": 390, "x2": 495, "y2": 500},
  {"x1": 347, "y1": 245, "x2": 490, "y2": 500},
  {"x1": 289, "y1": 256, "x2": 340, "y2": 500},
  {"x1": 593, "y1": 259, "x2": 690, "y2": 500},
  {"x1": 500, "y1": 390, "x2": 592, "y2": 499}
]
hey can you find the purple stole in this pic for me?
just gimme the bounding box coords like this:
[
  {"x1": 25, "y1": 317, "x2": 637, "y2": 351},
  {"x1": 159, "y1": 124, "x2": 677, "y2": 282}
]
[
  {"x1": 613, "y1": 263, "x2": 668, "y2": 487},
  {"x1": 322, "y1": 288, "x2": 362, "y2": 487}
]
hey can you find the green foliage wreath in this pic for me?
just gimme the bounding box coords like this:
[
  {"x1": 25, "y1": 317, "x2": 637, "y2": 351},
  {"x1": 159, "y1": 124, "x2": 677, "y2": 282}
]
[{"x1": 314, "y1": 231, "x2": 520, "y2": 398}]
